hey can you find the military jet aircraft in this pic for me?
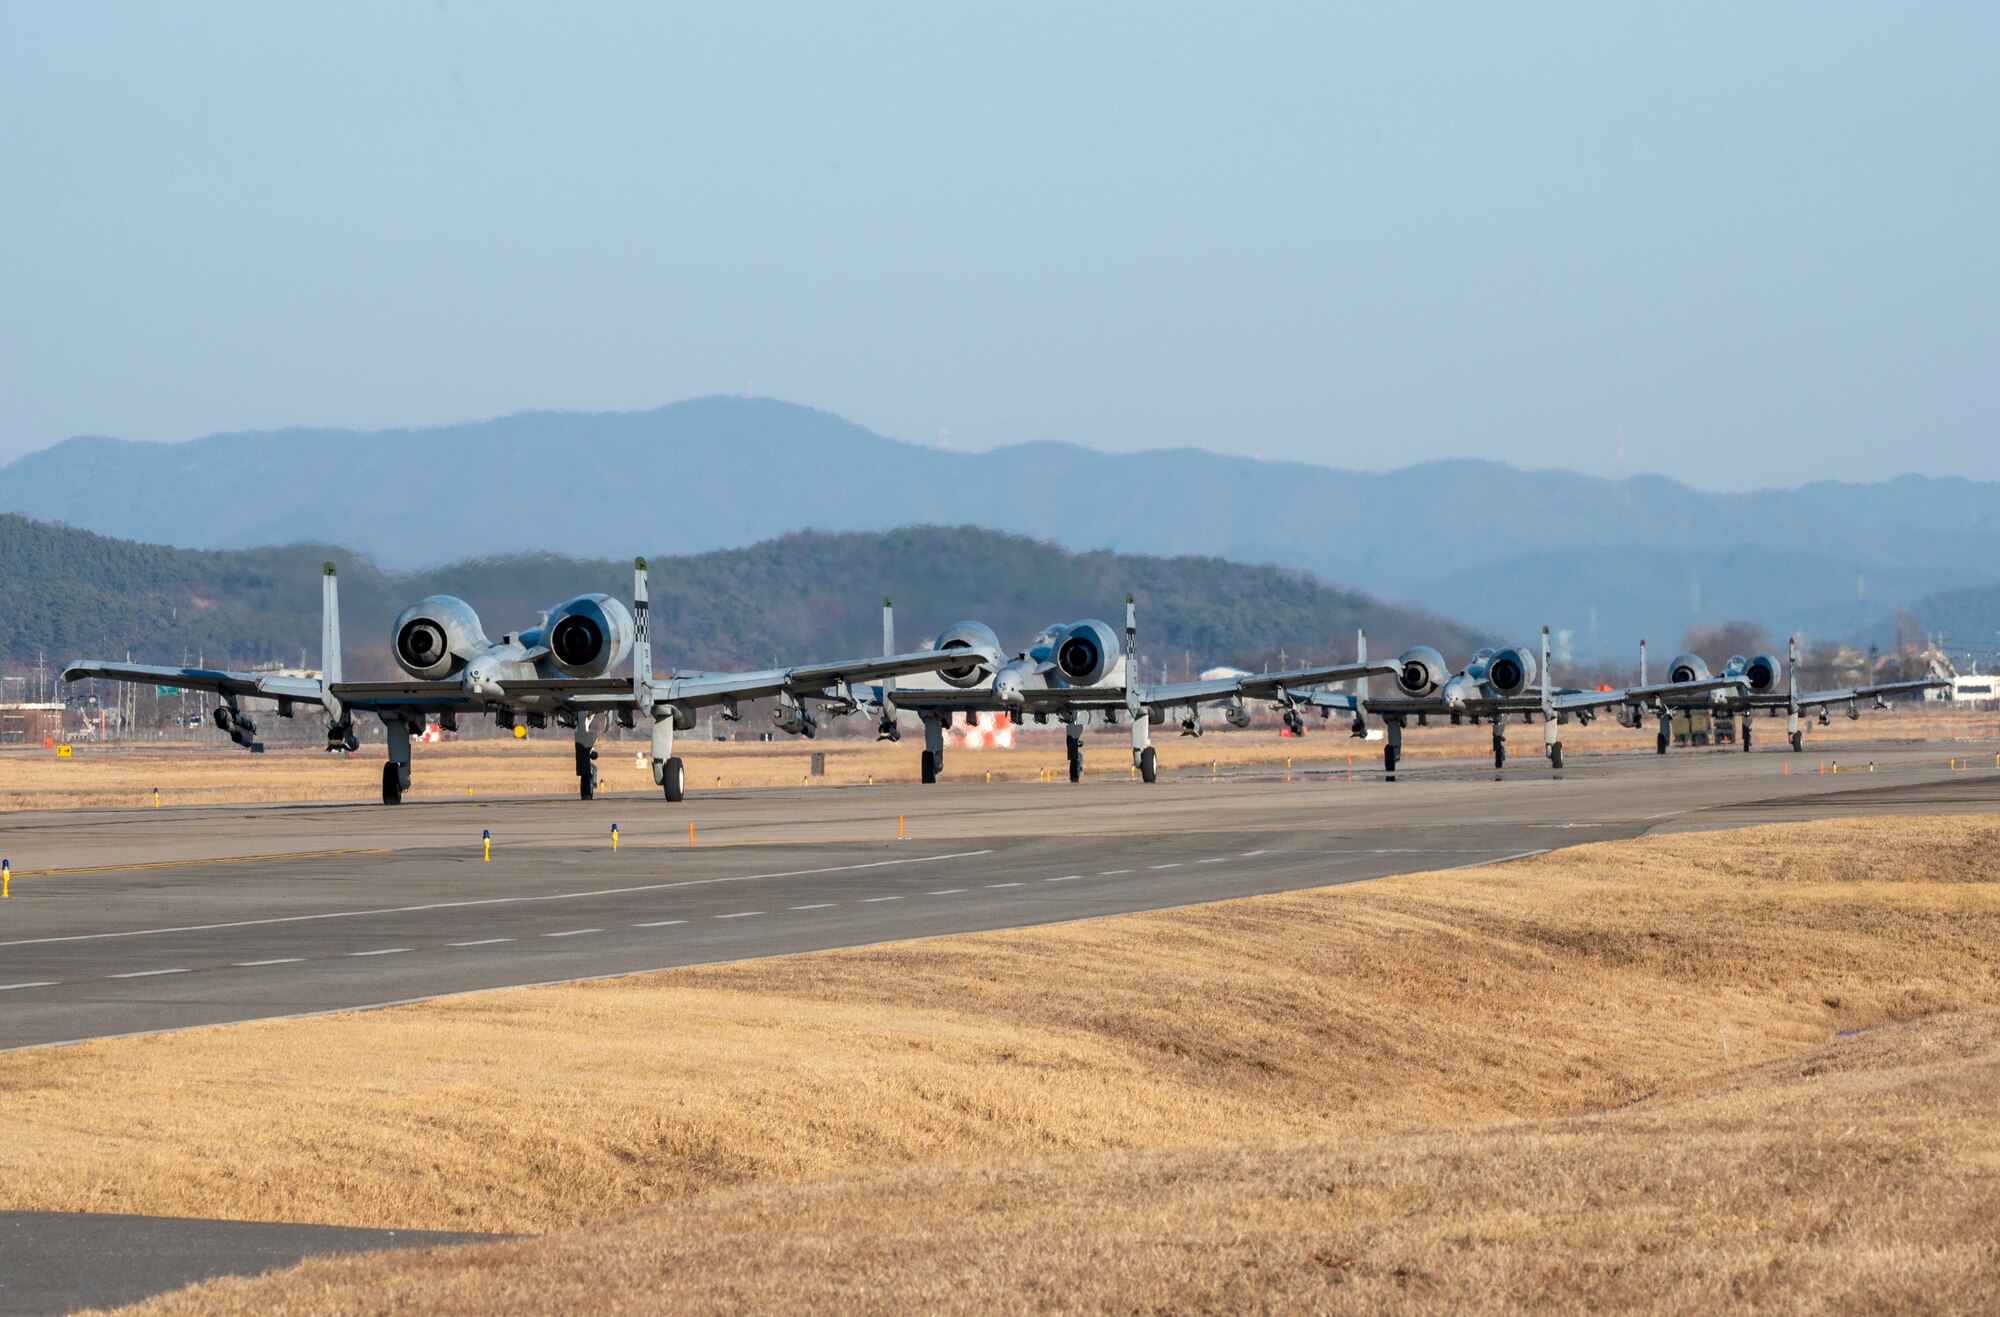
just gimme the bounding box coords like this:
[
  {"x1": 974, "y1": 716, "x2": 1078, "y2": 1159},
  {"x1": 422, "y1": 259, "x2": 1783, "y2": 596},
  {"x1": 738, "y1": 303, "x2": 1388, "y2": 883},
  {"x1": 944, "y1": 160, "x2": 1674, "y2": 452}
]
[
  {"x1": 868, "y1": 598, "x2": 1398, "y2": 784},
  {"x1": 63, "y1": 560, "x2": 993, "y2": 804},
  {"x1": 1623, "y1": 637, "x2": 1948, "y2": 753},
  {"x1": 1309, "y1": 629, "x2": 1749, "y2": 774}
]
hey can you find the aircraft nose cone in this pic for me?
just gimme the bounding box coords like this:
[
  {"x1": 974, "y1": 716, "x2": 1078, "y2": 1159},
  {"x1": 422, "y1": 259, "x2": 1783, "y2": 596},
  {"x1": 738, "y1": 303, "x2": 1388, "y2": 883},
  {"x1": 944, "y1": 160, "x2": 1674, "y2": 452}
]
[
  {"x1": 994, "y1": 671, "x2": 1025, "y2": 704},
  {"x1": 463, "y1": 662, "x2": 504, "y2": 696}
]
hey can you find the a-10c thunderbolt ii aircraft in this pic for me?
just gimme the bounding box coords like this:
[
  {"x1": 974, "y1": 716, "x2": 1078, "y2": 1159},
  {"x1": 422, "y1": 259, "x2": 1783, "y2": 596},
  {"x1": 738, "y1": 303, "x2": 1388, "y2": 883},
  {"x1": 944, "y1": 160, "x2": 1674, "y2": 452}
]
[
  {"x1": 1308, "y1": 629, "x2": 1749, "y2": 774},
  {"x1": 865, "y1": 598, "x2": 1398, "y2": 784},
  {"x1": 64, "y1": 560, "x2": 994, "y2": 804},
  {"x1": 1622, "y1": 637, "x2": 1948, "y2": 753}
]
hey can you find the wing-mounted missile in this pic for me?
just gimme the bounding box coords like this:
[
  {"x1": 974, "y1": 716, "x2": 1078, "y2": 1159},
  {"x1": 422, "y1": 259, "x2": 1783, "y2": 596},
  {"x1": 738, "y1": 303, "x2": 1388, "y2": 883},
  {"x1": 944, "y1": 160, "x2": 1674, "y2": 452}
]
[
  {"x1": 393, "y1": 596, "x2": 491, "y2": 680},
  {"x1": 771, "y1": 691, "x2": 818, "y2": 738},
  {"x1": 1667, "y1": 653, "x2": 1711, "y2": 684},
  {"x1": 1051, "y1": 619, "x2": 1119, "y2": 687},
  {"x1": 212, "y1": 701, "x2": 261, "y2": 750},
  {"x1": 931, "y1": 622, "x2": 1002, "y2": 688},
  {"x1": 544, "y1": 594, "x2": 637, "y2": 678},
  {"x1": 1396, "y1": 646, "x2": 1450, "y2": 698}
]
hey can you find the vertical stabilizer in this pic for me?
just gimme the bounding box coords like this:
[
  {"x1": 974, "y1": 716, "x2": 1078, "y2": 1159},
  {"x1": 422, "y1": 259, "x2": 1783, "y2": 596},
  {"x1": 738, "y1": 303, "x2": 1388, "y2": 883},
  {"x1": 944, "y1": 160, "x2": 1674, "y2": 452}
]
[
  {"x1": 321, "y1": 563, "x2": 343, "y2": 687},
  {"x1": 1356, "y1": 629, "x2": 1368, "y2": 702},
  {"x1": 633, "y1": 557, "x2": 653, "y2": 710},
  {"x1": 1639, "y1": 638, "x2": 1648, "y2": 687},
  {"x1": 881, "y1": 596, "x2": 895, "y2": 658},
  {"x1": 1540, "y1": 626, "x2": 1553, "y2": 716},
  {"x1": 1125, "y1": 594, "x2": 1141, "y2": 716}
]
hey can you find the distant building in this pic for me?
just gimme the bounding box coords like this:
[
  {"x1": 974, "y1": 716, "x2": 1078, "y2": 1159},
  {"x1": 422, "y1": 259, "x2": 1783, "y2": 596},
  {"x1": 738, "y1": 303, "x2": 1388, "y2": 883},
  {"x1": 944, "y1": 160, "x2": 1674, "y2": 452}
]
[
  {"x1": 0, "y1": 702, "x2": 66, "y2": 745},
  {"x1": 1943, "y1": 675, "x2": 2000, "y2": 708}
]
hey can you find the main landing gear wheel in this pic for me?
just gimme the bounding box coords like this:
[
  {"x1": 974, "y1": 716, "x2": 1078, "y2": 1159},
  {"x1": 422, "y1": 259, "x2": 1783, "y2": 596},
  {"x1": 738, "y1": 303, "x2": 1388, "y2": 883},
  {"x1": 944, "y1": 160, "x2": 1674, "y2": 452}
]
[
  {"x1": 921, "y1": 751, "x2": 939, "y2": 785},
  {"x1": 1790, "y1": 731, "x2": 1803, "y2": 753},
  {"x1": 1138, "y1": 746, "x2": 1157, "y2": 784},
  {"x1": 1067, "y1": 744, "x2": 1083, "y2": 784},
  {"x1": 660, "y1": 756, "x2": 685, "y2": 803},
  {"x1": 1656, "y1": 732, "x2": 1669, "y2": 755},
  {"x1": 580, "y1": 770, "x2": 596, "y2": 801},
  {"x1": 1384, "y1": 744, "x2": 1399, "y2": 774},
  {"x1": 1742, "y1": 723, "x2": 1753, "y2": 752},
  {"x1": 381, "y1": 762, "x2": 403, "y2": 806},
  {"x1": 1493, "y1": 744, "x2": 1506, "y2": 769},
  {"x1": 1549, "y1": 742, "x2": 1564, "y2": 770}
]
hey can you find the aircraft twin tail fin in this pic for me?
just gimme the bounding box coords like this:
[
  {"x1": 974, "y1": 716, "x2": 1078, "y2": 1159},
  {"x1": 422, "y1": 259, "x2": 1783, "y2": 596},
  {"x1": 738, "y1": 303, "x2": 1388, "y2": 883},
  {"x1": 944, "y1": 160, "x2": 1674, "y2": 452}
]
[{"x1": 321, "y1": 562, "x2": 342, "y2": 687}]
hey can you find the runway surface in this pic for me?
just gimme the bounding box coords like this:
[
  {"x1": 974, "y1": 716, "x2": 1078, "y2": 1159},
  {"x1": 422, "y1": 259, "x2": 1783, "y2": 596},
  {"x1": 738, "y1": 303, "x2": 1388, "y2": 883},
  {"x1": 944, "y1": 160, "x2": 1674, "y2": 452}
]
[
  {"x1": 3, "y1": 741, "x2": 1991, "y2": 1054},
  {"x1": 0, "y1": 1212, "x2": 504, "y2": 1317}
]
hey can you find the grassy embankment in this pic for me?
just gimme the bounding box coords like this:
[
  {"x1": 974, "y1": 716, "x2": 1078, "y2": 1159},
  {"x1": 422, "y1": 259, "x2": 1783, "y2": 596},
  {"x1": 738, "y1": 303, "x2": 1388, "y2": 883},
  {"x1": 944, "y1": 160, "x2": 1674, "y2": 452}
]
[{"x1": 0, "y1": 815, "x2": 1991, "y2": 1311}]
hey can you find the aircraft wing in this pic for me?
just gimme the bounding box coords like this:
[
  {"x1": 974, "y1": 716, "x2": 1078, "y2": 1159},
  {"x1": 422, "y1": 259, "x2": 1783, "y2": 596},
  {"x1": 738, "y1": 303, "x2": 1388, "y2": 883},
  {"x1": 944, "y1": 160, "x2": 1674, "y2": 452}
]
[
  {"x1": 62, "y1": 661, "x2": 326, "y2": 704},
  {"x1": 1553, "y1": 675, "x2": 1747, "y2": 711},
  {"x1": 1143, "y1": 660, "x2": 1400, "y2": 707},
  {"x1": 494, "y1": 647, "x2": 1002, "y2": 710},
  {"x1": 1765, "y1": 677, "x2": 1948, "y2": 709}
]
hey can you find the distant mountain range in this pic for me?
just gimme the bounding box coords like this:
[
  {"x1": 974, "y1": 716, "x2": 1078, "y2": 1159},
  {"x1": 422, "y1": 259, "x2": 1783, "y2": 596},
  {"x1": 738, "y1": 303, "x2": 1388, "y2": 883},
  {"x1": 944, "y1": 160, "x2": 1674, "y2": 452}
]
[
  {"x1": 2, "y1": 396, "x2": 1987, "y2": 657},
  {"x1": 0, "y1": 515, "x2": 1481, "y2": 683}
]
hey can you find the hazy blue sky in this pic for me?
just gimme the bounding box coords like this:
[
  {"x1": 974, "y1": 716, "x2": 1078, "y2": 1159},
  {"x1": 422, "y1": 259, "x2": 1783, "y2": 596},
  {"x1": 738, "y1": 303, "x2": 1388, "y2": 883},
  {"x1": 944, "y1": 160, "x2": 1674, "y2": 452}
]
[{"x1": 3, "y1": 2, "x2": 1993, "y2": 487}]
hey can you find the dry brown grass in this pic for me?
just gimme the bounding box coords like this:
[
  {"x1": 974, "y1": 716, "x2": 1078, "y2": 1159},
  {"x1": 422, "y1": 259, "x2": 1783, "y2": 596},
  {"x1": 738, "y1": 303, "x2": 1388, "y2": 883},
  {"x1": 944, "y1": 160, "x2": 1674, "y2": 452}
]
[
  {"x1": 7, "y1": 705, "x2": 1991, "y2": 810},
  {"x1": 5, "y1": 814, "x2": 1998, "y2": 1311},
  {"x1": 117, "y1": 1013, "x2": 2000, "y2": 1315}
]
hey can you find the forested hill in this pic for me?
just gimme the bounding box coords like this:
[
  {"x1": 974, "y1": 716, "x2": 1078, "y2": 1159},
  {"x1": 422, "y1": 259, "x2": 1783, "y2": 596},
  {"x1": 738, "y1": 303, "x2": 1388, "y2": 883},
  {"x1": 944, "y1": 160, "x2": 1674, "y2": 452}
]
[{"x1": 0, "y1": 515, "x2": 1487, "y2": 683}]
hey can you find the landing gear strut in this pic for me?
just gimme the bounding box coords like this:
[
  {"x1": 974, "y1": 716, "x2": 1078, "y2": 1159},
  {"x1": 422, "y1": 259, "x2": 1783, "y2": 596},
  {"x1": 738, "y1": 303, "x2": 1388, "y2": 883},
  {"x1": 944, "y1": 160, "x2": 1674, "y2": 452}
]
[
  {"x1": 651, "y1": 717, "x2": 684, "y2": 802},
  {"x1": 920, "y1": 713, "x2": 944, "y2": 785},
  {"x1": 575, "y1": 719, "x2": 600, "y2": 800},
  {"x1": 382, "y1": 719, "x2": 412, "y2": 805}
]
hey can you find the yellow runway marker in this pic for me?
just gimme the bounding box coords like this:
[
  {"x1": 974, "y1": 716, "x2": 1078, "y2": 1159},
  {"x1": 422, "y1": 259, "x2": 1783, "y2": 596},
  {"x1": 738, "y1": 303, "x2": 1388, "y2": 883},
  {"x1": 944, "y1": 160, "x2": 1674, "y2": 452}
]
[{"x1": 482, "y1": 829, "x2": 491, "y2": 862}]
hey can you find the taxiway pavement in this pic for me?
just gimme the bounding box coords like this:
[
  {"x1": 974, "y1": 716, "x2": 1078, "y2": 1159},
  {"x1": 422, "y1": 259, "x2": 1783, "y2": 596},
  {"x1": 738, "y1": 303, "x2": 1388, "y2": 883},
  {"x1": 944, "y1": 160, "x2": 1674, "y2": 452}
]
[{"x1": 3, "y1": 741, "x2": 1990, "y2": 1053}]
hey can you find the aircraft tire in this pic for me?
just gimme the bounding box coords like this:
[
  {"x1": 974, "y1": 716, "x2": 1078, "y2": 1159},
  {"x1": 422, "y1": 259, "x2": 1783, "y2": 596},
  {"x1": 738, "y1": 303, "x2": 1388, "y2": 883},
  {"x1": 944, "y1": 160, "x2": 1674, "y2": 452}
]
[
  {"x1": 920, "y1": 751, "x2": 938, "y2": 785},
  {"x1": 1656, "y1": 732, "x2": 1669, "y2": 755},
  {"x1": 1742, "y1": 723, "x2": 1752, "y2": 751},
  {"x1": 579, "y1": 771, "x2": 595, "y2": 801},
  {"x1": 661, "y1": 756, "x2": 684, "y2": 803},
  {"x1": 1790, "y1": 731, "x2": 1803, "y2": 753},
  {"x1": 1068, "y1": 757, "x2": 1082, "y2": 784},
  {"x1": 1384, "y1": 744, "x2": 1398, "y2": 773},
  {"x1": 1493, "y1": 744, "x2": 1505, "y2": 769},
  {"x1": 381, "y1": 761, "x2": 403, "y2": 806},
  {"x1": 1550, "y1": 741, "x2": 1564, "y2": 770},
  {"x1": 1139, "y1": 746, "x2": 1157, "y2": 784}
]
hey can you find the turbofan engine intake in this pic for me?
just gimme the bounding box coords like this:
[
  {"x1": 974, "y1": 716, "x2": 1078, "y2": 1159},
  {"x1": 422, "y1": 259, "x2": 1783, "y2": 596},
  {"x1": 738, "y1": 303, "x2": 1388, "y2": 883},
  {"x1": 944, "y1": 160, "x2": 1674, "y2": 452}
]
[
  {"x1": 1483, "y1": 645, "x2": 1538, "y2": 697},
  {"x1": 1668, "y1": 653, "x2": 1711, "y2": 685},
  {"x1": 1396, "y1": 646, "x2": 1450, "y2": 698},
  {"x1": 543, "y1": 594, "x2": 637, "y2": 678},
  {"x1": 1742, "y1": 653, "x2": 1781, "y2": 694},
  {"x1": 392, "y1": 596, "x2": 490, "y2": 680},
  {"x1": 931, "y1": 623, "x2": 1001, "y2": 689},
  {"x1": 1051, "y1": 619, "x2": 1119, "y2": 686}
]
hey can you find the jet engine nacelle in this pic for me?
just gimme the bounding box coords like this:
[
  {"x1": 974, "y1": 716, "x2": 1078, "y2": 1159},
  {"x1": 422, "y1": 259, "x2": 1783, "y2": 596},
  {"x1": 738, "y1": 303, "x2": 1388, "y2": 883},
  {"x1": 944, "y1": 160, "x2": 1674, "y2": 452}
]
[
  {"x1": 1742, "y1": 652, "x2": 1781, "y2": 694},
  {"x1": 393, "y1": 596, "x2": 490, "y2": 680},
  {"x1": 1668, "y1": 653, "x2": 1711, "y2": 685},
  {"x1": 544, "y1": 594, "x2": 636, "y2": 678},
  {"x1": 1396, "y1": 646, "x2": 1450, "y2": 698},
  {"x1": 1051, "y1": 619, "x2": 1119, "y2": 686},
  {"x1": 1482, "y1": 645, "x2": 1538, "y2": 697},
  {"x1": 931, "y1": 622, "x2": 1002, "y2": 689}
]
